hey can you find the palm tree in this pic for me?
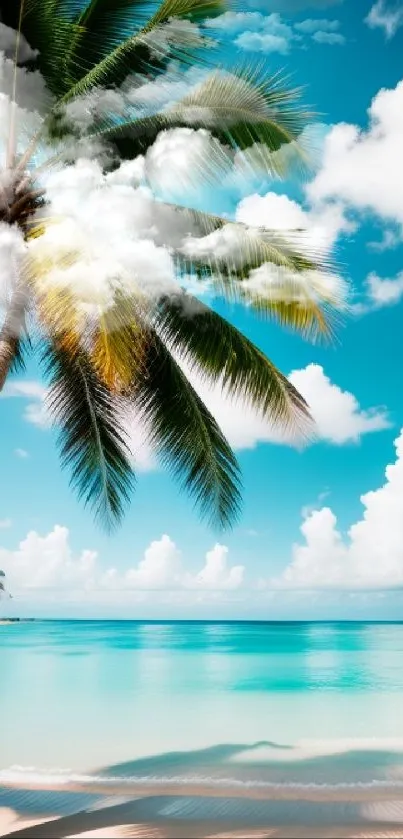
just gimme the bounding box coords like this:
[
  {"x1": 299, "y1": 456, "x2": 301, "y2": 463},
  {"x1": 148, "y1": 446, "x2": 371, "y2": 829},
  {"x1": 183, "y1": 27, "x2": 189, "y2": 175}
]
[{"x1": 0, "y1": 0, "x2": 344, "y2": 531}]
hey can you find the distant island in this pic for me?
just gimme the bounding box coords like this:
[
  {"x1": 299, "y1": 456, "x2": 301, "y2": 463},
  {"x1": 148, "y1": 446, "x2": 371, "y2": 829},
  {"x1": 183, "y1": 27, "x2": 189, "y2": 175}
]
[{"x1": 0, "y1": 618, "x2": 35, "y2": 625}]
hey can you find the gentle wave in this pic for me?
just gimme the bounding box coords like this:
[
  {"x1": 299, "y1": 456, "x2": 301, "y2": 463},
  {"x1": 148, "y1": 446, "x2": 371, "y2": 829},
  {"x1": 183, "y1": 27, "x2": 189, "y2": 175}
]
[{"x1": 2, "y1": 765, "x2": 403, "y2": 793}]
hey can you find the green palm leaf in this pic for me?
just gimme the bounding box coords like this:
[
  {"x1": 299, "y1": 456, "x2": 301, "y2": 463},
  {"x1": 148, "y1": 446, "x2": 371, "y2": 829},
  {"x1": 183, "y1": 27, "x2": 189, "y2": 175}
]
[
  {"x1": 134, "y1": 330, "x2": 242, "y2": 528},
  {"x1": 19, "y1": 1, "x2": 82, "y2": 97},
  {"x1": 98, "y1": 68, "x2": 310, "y2": 168},
  {"x1": 148, "y1": 202, "x2": 340, "y2": 339},
  {"x1": 43, "y1": 340, "x2": 135, "y2": 530},
  {"x1": 155, "y1": 293, "x2": 313, "y2": 438},
  {"x1": 63, "y1": 0, "x2": 169, "y2": 89},
  {"x1": 59, "y1": 0, "x2": 227, "y2": 101}
]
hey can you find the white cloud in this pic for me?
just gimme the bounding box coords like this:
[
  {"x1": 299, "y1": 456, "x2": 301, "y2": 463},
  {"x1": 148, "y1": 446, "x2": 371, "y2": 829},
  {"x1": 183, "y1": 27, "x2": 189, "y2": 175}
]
[
  {"x1": 364, "y1": 271, "x2": 403, "y2": 309},
  {"x1": 144, "y1": 127, "x2": 233, "y2": 201},
  {"x1": 311, "y1": 30, "x2": 345, "y2": 44},
  {"x1": 235, "y1": 30, "x2": 291, "y2": 53},
  {"x1": 5, "y1": 357, "x2": 390, "y2": 465},
  {"x1": 0, "y1": 179, "x2": 384, "y2": 458},
  {"x1": 1, "y1": 379, "x2": 50, "y2": 429},
  {"x1": 0, "y1": 519, "x2": 12, "y2": 529},
  {"x1": 288, "y1": 365, "x2": 390, "y2": 443},
  {"x1": 308, "y1": 80, "x2": 403, "y2": 235},
  {"x1": 276, "y1": 429, "x2": 403, "y2": 590},
  {"x1": 295, "y1": 18, "x2": 340, "y2": 33},
  {"x1": 184, "y1": 543, "x2": 244, "y2": 590},
  {"x1": 203, "y1": 11, "x2": 267, "y2": 31},
  {"x1": 235, "y1": 190, "x2": 349, "y2": 253},
  {"x1": 2, "y1": 380, "x2": 45, "y2": 400},
  {"x1": 124, "y1": 535, "x2": 182, "y2": 589},
  {"x1": 0, "y1": 22, "x2": 37, "y2": 62},
  {"x1": 0, "y1": 529, "x2": 245, "y2": 596},
  {"x1": 189, "y1": 362, "x2": 390, "y2": 450},
  {"x1": 0, "y1": 526, "x2": 98, "y2": 591},
  {"x1": 231, "y1": 190, "x2": 350, "y2": 315},
  {"x1": 0, "y1": 52, "x2": 49, "y2": 114},
  {"x1": 365, "y1": 1, "x2": 403, "y2": 39},
  {"x1": 14, "y1": 448, "x2": 29, "y2": 459},
  {"x1": 206, "y1": 10, "x2": 345, "y2": 52},
  {"x1": 208, "y1": 11, "x2": 294, "y2": 52}
]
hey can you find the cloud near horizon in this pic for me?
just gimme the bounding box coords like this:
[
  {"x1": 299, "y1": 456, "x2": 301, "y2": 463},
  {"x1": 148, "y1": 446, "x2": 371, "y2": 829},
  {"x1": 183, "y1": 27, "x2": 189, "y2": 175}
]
[
  {"x1": 3, "y1": 429, "x2": 403, "y2": 604},
  {"x1": 0, "y1": 530, "x2": 244, "y2": 599},
  {"x1": 275, "y1": 429, "x2": 403, "y2": 591}
]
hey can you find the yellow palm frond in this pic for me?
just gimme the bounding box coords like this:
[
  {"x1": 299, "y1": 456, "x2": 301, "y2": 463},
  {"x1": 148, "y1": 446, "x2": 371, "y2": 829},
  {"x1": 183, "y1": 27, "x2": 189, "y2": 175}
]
[{"x1": 91, "y1": 300, "x2": 146, "y2": 394}]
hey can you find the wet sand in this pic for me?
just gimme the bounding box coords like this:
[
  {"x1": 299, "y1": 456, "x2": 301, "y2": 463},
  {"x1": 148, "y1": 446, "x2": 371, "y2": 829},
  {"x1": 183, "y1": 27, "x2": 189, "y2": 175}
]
[{"x1": 1, "y1": 782, "x2": 403, "y2": 839}]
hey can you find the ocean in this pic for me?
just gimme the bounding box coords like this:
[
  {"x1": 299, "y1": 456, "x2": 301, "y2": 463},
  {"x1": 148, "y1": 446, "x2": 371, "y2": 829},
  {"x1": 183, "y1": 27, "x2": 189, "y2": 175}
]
[{"x1": 1, "y1": 619, "x2": 403, "y2": 794}]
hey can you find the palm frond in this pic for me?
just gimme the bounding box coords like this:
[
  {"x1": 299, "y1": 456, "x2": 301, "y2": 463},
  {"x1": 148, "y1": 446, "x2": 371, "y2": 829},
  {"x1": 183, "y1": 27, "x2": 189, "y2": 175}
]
[
  {"x1": 20, "y1": 0, "x2": 83, "y2": 97},
  {"x1": 98, "y1": 68, "x2": 311, "y2": 169},
  {"x1": 30, "y1": 272, "x2": 86, "y2": 353},
  {"x1": 9, "y1": 333, "x2": 32, "y2": 373},
  {"x1": 134, "y1": 329, "x2": 242, "y2": 529},
  {"x1": 58, "y1": 0, "x2": 227, "y2": 101},
  {"x1": 63, "y1": 0, "x2": 161, "y2": 89},
  {"x1": 166, "y1": 67, "x2": 310, "y2": 151},
  {"x1": 91, "y1": 298, "x2": 146, "y2": 393},
  {"x1": 43, "y1": 339, "x2": 135, "y2": 530},
  {"x1": 162, "y1": 203, "x2": 342, "y2": 340},
  {"x1": 155, "y1": 293, "x2": 313, "y2": 438}
]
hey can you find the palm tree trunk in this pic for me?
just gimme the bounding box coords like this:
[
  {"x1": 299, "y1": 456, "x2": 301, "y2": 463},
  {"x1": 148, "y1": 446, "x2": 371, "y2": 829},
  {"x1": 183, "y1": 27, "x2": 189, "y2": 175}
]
[{"x1": 0, "y1": 290, "x2": 26, "y2": 392}]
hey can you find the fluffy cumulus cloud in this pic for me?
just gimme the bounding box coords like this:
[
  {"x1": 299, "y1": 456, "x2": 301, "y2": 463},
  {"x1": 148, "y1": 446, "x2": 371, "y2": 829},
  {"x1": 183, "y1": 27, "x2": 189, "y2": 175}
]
[
  {"x1": 185, "y1": 544, "x2": 244, "y2": 590},
  {"x1": 4, "y1": 356, "x2": 390, "y2": 461},
  {"x1": 235, "y1": 14, "x2": 294, "y2": 54},
  {"x1": 295, "y1": 17, "x2": 345, "y2": 44},
  {"x1": 365, "y1": 0, "x2": 403, "y2": 39},
  {"x1": 277, "y1": 429, "x2": 403, "y2": 590},
  {"x1": 308, "y1": 80, "x2": 403, "y2": 236},
  {"x1": 235, "y1": 190, "x2": 349, "y2": 254},
  {"x1": 0, "y1": 529, "x2": 245, "y2": 597},
  {"x1": 355, "y1": 271, "x2": 403, "y2": 313},
  {"x1": 4, "y1": 358, "x2": 390, "y2": 462},
  {"x1": 32, "y1": 158, "x2": 181, "y2": 310},
  {"x1": 8, "y1": 425, "x2": 403, "y2": 602},
  {"x1": 201, "y1": 363, "x2": 389, "y2": 448},
  {"x1": 0, "y1": 21, "x2": 37, "y2": 62},
  {"x1": 205, "y1": 10, "x2": 345, "y2": 51},
  {"x1": 295, "y1": 17, "x2": 341, "y2": 33},
  {"x1": 288, "y1": 365, "x2": 390, "y2": 443},
  {"x1": 0, "y1": 526, "x2": 99, "y2": 592},
  {"x1": 232, "y1": 189, "x2": 350, "y2": 314}
]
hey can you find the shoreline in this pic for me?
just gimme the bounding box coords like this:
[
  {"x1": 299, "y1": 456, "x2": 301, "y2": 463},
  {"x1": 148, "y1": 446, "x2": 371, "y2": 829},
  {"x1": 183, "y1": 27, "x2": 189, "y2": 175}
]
[
  {"x1": 2, "y1": 782, "x2": 403, "y2": 839},
  {"x1": 3, "y1": 778, "x2": 403, "y2": 803}
]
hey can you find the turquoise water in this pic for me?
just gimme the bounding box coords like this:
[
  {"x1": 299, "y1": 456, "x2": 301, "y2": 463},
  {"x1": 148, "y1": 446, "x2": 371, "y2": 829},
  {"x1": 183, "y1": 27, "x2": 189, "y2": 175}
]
[{"x1": 1, "y1": 620, "x2": 403, "y2": 789}]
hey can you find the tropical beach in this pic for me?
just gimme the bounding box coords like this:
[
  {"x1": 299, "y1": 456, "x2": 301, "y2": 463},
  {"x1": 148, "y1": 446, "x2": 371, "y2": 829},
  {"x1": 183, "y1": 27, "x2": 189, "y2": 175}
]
[
  {"x1": 1, "y1": 0, "x2": 403, "y2": 836},
  {"x1": 2, "y1": 620, "x2": 403, "y2": 837}
]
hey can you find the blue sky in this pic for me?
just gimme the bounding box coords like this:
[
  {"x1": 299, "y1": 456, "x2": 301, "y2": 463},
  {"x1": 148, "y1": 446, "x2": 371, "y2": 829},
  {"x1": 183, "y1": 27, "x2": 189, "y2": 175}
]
[{"x1": 1, "y1": 0, "x2": 403, "y2": 619}]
